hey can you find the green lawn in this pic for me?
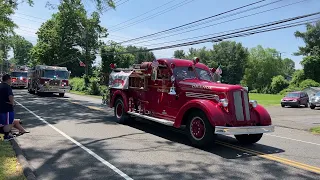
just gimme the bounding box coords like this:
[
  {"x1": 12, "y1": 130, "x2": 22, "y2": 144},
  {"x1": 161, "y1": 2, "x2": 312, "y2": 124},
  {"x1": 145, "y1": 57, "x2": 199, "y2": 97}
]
[
  {"x1": 70, "y1": 90, "x2": 282, "y2": 107},
  {"x1": 310, "y1": 126, "x2": 320, "y2": 135},
  {"x1": 0, "y1": 140, "x2": 26, "y2": 180},
  {"x1": 249, "y1": 93, "x2": 283, "y2": 107},
  {"x1": 69, "y1": 90, "x2": 102, "y2": 99}
]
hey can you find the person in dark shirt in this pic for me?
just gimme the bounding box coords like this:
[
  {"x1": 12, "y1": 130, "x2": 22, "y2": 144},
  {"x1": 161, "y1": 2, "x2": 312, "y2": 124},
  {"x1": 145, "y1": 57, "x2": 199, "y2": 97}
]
[{"x1": 0, "y1": 74, "x2": 15, "y2": 141}]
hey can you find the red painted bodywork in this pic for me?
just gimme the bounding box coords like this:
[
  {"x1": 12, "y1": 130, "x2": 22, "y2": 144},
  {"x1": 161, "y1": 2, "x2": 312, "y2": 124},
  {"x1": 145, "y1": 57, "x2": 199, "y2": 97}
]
[{"x1": 109, "y1": 58, "x2": 272, "y2": 128}]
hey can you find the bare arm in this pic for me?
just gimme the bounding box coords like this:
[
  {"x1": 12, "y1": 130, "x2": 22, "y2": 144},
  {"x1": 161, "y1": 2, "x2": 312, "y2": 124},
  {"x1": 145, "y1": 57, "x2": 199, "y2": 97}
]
[{"x1": 8, "y1": 95, "x2": 14, "y2": 105}]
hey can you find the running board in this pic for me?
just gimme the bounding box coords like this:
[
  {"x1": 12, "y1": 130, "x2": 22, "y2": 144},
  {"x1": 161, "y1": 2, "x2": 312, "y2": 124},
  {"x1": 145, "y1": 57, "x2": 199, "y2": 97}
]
[{"x1": 127, "y1": 111, "x2": 174, "y2": 126}]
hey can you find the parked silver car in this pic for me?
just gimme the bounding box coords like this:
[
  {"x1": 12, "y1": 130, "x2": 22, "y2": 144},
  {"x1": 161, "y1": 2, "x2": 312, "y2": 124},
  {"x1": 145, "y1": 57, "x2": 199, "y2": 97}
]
[{"x1": 309, "y1": 91, "x2": 320, "y2": 109}]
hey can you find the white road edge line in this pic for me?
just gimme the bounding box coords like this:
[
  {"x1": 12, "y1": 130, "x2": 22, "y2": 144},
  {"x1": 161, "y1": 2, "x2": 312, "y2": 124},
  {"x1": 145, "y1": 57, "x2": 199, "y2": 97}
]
[
  {"x1": 265, "y1": 134, "x2": 320, "y2": 146},
  {"x1": 15, "y1": 100, "x2": 134, "y2": 180}
]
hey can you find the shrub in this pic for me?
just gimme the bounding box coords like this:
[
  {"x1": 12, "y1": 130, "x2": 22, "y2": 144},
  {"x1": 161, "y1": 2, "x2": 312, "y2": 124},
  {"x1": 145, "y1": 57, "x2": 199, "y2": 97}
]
[
  {"x1": 270, "y1": 75, "x2": 289, "y2": 94},
  {"x1": 279, "y1": 85, "x2": 301, "y2": 95},
  {"x1": 69, "y1": 77, "x2": 87, "y2": 92},
  {"x1": 299, "y1": 79, "x2": 320, "y2": 89}
]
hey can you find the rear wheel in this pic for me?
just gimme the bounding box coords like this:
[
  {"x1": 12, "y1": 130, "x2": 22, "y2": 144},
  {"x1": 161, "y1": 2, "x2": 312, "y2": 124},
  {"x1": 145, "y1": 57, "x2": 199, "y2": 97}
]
[
  {"x1": 114, "y1": 98, "x2": 130, "y2": 124},
  {"x1": 186, "y1": 110, "x2": 214, "y2": 148},
  {"x1": 235, "y1": 133, "x2": 263, "y2": 144}
]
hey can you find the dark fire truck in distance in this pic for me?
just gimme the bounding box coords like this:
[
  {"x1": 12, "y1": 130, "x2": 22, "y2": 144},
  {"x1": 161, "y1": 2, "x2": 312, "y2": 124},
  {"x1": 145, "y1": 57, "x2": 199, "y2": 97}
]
[{"x1": 28, "y1": 65, "x2": 70, "y2": 97}]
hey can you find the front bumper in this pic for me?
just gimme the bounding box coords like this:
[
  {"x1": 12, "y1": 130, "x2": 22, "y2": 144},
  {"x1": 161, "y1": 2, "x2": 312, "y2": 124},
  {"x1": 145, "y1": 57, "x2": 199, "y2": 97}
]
[
  {"x1": 12, "y1": 82, "x2": 27, "y2": 87},
  {"x1": 281, "y1": 101, "x2": 299, "y2": 106},
  {"x1": 39, "y1": 86, "x2": 70, "y2": 93},
  {"x1": 215, "y1": 125, "x2": 275, "y2": 135}
]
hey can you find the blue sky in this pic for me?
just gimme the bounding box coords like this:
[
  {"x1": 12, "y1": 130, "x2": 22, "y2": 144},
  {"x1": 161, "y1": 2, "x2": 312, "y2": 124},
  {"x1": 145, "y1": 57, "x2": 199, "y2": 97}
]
[{"x1": 10, "y1": 0, "x2": 320, "y2": 69}]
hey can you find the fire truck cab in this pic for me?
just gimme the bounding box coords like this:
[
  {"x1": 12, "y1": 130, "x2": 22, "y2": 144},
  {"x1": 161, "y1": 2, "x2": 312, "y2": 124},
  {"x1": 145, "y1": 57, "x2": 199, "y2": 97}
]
[
  {"x1": 108, "y1": 58, "x2": 274, "y2": 148},
  {"x1": 28, "y1": 65, "x2": 71, "y2": 97},
  {"x1": 10, "y1": 67, "x2": 28, "y2": 88}
]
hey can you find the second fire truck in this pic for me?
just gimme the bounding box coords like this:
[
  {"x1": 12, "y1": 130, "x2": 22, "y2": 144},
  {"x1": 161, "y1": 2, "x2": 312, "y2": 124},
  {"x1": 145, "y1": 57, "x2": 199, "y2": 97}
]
[
  {"x1": 10, "y1": 66, "x2": 28, "y2": 88},
  {"x1": 28, "y1": 65, "x2": 71, "y2": 97}
]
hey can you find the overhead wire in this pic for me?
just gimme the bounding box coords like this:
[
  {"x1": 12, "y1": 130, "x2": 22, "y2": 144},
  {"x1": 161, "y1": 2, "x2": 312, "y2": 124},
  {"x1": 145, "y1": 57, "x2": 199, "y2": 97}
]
[
  {"x1": 99, "y1": 11, "x2": 320, "y2": 55},
  {"x1": 122, "y1": 0, "x2": 307, "y2": 45},
  {"x1": 109, "y1": 0, "x2": 197, "y2": 32},
  {"x1": 107, "y1": 0, "x2": 180, "y2": 29},
  {"x1": 117, "y1": 0, "x2": 268, "y2": 44}
]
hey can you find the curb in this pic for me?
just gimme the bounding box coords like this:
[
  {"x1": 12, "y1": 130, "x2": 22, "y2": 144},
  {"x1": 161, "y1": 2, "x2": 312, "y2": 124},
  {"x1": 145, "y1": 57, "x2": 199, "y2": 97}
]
[{"x1": 11, "y1": 139, "x2": 37, "y2": 180}]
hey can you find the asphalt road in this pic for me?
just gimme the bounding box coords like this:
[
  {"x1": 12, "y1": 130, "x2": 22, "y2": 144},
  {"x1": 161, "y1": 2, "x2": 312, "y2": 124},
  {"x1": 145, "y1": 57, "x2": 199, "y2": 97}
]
[{"x1": 12, "y1": 89, "x2": 320, "y2": 180}]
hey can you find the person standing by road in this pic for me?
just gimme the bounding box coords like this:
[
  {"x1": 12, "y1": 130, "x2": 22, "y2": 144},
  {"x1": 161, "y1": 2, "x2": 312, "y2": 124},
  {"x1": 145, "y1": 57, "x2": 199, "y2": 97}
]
[{"x1": 0, "y1": 74, "x2": 15, "y2": 141}]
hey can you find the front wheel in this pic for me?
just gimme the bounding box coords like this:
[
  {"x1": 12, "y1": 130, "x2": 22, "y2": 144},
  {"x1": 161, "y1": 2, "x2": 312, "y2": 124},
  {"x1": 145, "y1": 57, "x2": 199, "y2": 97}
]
[
  {"x1": 59, "y1": 93, "x2": 65, "y2": 97},
  {"x1": 114, "y1": 98, "x2": 130, "y2": 124},
  {"x1": 186, "y1": 110, "x2": 215, "y2": 148},
  {"x1": 235, "y1": 133, "x2": 263, "y2": 145},
  {"x1": 310, "y1": 104, "x2": 315, "y2": 109}
]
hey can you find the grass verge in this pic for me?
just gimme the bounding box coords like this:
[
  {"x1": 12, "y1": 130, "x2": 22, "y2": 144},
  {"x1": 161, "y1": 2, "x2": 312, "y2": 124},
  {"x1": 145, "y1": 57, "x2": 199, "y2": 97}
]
[
  {"x1": 310, "y1": 126, "x2": 320, "y2": 135},
  {"x1": 69, "y1": 90, "x2": 102, "y2": 99},
  {"x1": 0, "y1": 140, "x2": 26, "y2": 180},
  {"x1": 249, "y1": 93, "x2": 282, "y2": 107}
]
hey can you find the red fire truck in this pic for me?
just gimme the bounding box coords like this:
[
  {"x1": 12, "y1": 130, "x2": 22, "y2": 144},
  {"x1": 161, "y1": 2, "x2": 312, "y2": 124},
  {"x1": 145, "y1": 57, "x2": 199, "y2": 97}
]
[
  {"x1": 108, "y1": 58, "x2": 274, "y2": 148},
  {"x1": 27, "y1": 65, "x2": 71, "y2": 97},
  {"x1": 10, "y1": 67, "x2": 28, "y2": 88}
]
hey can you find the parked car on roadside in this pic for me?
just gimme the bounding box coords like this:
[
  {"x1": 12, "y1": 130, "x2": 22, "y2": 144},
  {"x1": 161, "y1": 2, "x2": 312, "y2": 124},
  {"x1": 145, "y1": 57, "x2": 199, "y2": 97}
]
[
  {"x1": 280, "y1": 91, "x2": 309, "y2": 108},
  {"x1": 309, "y1": 91, "x2": 320, "y2": 109}
]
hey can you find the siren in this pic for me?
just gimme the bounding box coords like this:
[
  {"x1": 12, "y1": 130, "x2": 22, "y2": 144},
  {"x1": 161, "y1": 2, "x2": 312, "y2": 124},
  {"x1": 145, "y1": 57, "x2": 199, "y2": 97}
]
[{"x1": 193, "y1": 57, "x2": 200, "y2": 64}]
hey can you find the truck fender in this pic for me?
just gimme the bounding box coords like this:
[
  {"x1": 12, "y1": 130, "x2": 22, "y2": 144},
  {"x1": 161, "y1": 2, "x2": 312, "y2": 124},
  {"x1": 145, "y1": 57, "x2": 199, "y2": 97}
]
[
  {"x1": 252, "y1": 104, "x2": 272, "y2": 126},
  {"x1": 174, "y1": 99, "x2": 226, "y2": 128},
  {"x1": 110, "y1": 90, "x2": 129, "y2": 111}
]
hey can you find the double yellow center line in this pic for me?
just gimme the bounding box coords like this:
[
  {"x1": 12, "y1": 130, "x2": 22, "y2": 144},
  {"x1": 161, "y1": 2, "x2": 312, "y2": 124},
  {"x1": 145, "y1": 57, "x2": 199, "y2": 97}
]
[
  {"x1": 216, "y1": 140, "x2": 320, "y2": 174},
  {"x1": 69, "y1": 100, "x2": 320, "y2": 175}
]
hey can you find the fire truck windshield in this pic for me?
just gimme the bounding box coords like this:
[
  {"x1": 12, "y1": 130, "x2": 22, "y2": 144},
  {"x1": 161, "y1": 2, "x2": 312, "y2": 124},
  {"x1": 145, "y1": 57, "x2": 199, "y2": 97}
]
[
  {"x1": 173, "y1": 66, "x2": 214, "y2": 82},
  {"x1": 11, "y1": 72, "x2": 27, "y2": 77},
  {"x1": 43, "y1": 70, "x2": 69, "y2": 79}
]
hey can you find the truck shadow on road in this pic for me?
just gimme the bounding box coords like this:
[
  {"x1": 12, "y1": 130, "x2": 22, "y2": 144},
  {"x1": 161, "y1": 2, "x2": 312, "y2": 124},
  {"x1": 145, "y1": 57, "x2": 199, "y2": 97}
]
[{"x1": 13, "y1": 94, "x2": 319, "y2": 179}]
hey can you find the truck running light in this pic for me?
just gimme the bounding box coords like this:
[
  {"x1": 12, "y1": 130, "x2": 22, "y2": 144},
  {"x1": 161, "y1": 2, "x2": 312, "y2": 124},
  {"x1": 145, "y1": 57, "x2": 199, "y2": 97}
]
[
  {"x1": 110, "y1": 63, "x2": 116, "y2": 69},
  {"x1": 170, "y1": 63, "x2": 175, "y2": 69},
  {"x1": 249, "y1": 100, "x2": 258, "y2": 108}
]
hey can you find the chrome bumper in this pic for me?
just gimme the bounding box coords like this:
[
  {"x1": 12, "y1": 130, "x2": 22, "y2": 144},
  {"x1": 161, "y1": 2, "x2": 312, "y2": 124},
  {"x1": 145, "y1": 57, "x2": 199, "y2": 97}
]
[
  {"x1": 215, "y1": 125, "x2": 275, "y2": 135},
  {"x1": 39, "y1": 86, "x2": 70, "y2": 93}
]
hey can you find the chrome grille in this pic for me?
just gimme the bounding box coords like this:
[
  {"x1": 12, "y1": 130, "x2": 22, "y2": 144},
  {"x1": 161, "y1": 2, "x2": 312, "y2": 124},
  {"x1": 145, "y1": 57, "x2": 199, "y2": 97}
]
[
  {"x1": 233, "y1": 90, "x2": 251, "y2": 121},
  {"x1": 49, "y1": 79, "x2": 61, "y2": 86}
]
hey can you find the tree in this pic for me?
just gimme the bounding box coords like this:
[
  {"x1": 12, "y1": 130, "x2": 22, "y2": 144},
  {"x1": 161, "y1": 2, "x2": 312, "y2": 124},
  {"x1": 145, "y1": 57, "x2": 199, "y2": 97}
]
[
  {"x1": 10, "y1": 35, "x2": 33, "y2": 66},
  {"x1": 210, "y1": 41, "x2": 249, "y2": 84},
  {"x1": 270, "y1": 75, "x2": 289, "y2": 94},
  {"x1": 290, "y1": 69, "x2": 305, "y2": 86},
  {"x1": 125, "y1": 45, "x2": 155, "y2": 64},
  {"x1": 300, "y1": 54, "x2": 320, "y2": 82},
  {"x1": 30, "y1": 0, "x2": 108, "y2": 78},
  {"x1": 294, "y1": 21, "x2": 320, "y2": 56},
  {"x1": 282, "y1": 58, "x2": 295, "y2": 77},
  {"x1": 299, "y1": 79, "x2": 320, "y2": 89},
  {"x1": 242, "y1": 45, "x2": 284, "y2": 93},
  {"x1": 100, "y1": 42, "x2": 135, "y2": 84},
  {"x1": 173, "y1": 50, "x2": 186, "y2": 59}
]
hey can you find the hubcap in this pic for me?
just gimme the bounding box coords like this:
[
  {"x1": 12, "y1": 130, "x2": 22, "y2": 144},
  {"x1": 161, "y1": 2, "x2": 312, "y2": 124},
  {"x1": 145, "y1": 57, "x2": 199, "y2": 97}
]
[
  {"x1": 116, "y1": 103, "x2": 123, "y2": 118},
  {"x1": 190, "y1": 117, "x2": 206, "y2": 140}
]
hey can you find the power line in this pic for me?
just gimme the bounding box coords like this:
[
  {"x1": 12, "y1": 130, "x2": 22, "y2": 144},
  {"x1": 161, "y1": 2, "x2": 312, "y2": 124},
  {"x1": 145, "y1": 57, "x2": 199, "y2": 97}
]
[
  {"x1": 100, "y1": 12, "x2": 320, "y2": 55},
  {"x1": 143, "y1": 16, "x2": 320, "y2": 47},
  {"x1": 127, "y1": 0, "x2": 307, "y2": 46},
  {"x1": 117, "y1": 0, "x2": 268, "y2": 44},
  {"x1": 107, "y1": 0, "x2": 180, "y2": 29},
  {"x1": 109, "y1": 0, "x2": 197, "y2": 32}
]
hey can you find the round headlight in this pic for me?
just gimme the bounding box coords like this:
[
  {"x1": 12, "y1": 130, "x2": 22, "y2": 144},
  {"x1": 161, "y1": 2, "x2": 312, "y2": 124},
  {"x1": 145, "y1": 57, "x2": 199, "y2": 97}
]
[
  {"x1": 219, "y1": 99, "x2": 228, "y2": 107},
  {"x1": 249, "y1": 100, "x2": 258, "y2": 108}
]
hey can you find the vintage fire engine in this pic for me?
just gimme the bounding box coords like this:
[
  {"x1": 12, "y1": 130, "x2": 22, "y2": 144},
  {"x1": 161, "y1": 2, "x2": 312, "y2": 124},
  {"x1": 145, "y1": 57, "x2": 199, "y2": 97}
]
[
  {"x1": 27, "y1": 65, "x2": 70, "y2": 97},
  {"x1": 108, "y1": 58, "x2": 274, "y2": 148},
  {"x1": 10, "y1": 66, "x2": 28, "y2": 88}
]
